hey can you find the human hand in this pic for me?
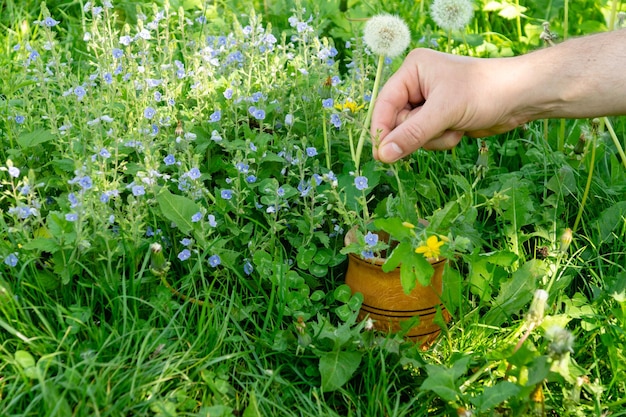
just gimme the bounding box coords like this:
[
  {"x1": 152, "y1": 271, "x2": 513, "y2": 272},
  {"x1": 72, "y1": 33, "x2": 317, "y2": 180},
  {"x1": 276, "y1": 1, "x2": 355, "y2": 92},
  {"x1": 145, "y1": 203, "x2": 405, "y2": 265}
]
[{"x1": 371, "y1": 48, "x2": 527, "y2": 162}]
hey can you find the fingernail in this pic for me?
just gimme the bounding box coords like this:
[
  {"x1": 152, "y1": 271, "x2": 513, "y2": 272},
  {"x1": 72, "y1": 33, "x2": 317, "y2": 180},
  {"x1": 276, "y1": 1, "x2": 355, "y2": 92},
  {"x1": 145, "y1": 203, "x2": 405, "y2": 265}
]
[{"x1": 381, "y1": 142, "x2": 403, "y2": 162}]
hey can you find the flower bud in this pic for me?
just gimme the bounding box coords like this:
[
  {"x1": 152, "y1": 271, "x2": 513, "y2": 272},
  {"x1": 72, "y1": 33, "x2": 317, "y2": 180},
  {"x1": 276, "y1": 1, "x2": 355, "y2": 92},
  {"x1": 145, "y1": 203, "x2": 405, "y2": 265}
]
[
  {"x1": 559, "y1": 228, "x2": 572, "y2": 253},
  {"x1": 527, "y1": 289, "x2": 549, "y2": 327},
  {"x1": 150, "y1": 242, "x2": 167, "y2": 273}
]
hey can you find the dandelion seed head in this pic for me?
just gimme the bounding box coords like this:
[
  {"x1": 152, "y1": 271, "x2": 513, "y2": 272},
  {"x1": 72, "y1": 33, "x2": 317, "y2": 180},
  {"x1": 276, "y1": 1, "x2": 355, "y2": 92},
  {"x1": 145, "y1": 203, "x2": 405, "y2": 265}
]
[
  {"x1": 363, "y1": 14, "x2": 411, "y2": 57},
  {"x1": 430, "y1": 0, "x2": 474, "y2": 32}
]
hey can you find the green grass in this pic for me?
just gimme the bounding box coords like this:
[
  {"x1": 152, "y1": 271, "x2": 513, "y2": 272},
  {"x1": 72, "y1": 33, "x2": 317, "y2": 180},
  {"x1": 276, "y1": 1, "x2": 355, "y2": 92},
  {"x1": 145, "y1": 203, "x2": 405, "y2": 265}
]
[{"x1": 0, "y1": 0, "x2": 625, "y2": 415}]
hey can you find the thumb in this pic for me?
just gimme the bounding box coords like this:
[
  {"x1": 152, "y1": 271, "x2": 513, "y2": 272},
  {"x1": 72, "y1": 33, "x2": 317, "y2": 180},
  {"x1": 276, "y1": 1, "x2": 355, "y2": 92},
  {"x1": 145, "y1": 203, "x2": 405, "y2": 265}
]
[{"x1": 376, "y1": 103, "x2": 450, "y2": 162}]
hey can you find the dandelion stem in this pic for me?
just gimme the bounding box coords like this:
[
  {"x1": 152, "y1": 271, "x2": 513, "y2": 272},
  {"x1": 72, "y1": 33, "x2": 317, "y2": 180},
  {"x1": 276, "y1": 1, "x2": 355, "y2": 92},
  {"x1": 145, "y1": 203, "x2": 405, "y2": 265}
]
[
  {"x1": 603, "y1": 116, "x2": 626, "y2": 170},
  {"x1": 354, "y1": 54, "x2": 385, "y2": 174},
  {"x1": 573, "y1": 122, "x2": 597, "y2": 232}
]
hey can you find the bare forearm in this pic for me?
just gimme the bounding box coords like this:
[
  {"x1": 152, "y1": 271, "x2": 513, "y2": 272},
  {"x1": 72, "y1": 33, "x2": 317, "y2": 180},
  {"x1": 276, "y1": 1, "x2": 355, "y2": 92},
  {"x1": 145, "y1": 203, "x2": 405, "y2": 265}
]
[{"x1": 509, "y1": 29, "x2": 626, "y2": 122}]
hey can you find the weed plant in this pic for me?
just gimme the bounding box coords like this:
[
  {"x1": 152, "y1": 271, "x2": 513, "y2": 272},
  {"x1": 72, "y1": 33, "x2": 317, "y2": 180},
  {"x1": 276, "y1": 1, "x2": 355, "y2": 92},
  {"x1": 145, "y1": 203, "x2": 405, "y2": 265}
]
[{"x1": 0, "y1": 0, "x2": 625, "y2": 416}]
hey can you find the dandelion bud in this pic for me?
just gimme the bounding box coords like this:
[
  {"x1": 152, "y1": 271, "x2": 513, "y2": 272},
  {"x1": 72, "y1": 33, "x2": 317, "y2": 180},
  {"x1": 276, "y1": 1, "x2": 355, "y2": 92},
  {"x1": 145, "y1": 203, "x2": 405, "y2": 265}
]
[
  {"x1": 573, "y1": 134, "x2": 586, "y2": 155},
  {"x1": 430, "y1": 0, "x2": 474, "y2": 32},
  {"x1": 545, "y1": 325, "x2": 575, "y2": 358},
  {"x1": 150, "y1": 242, "x2": 168, "y2": 273},
  {"x1": 559, "y1": 228, "x2": 572, "y2": 253},
  {"x1": 527, "y1": 289, "x2": 549, "y2": 327},
  {"x1": 363, "y1": 14, "x2": 411, "y2": 58}
]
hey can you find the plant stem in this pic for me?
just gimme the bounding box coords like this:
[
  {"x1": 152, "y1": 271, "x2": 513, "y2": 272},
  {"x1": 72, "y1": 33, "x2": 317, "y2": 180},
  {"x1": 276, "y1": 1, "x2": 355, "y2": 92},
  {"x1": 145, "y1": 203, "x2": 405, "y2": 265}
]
[
  {"x1": 322, "y1": 111, "x2": 331, "y2": 170},
  {"x1": 354, "y1": 54, "x2": 384, "y2": 174},
  {"x1": 603, "y1": 116, "x2": 626, "y2": 170},
  {"x1": 572, "y1": 123, "x2": 597, "y2": 232}
]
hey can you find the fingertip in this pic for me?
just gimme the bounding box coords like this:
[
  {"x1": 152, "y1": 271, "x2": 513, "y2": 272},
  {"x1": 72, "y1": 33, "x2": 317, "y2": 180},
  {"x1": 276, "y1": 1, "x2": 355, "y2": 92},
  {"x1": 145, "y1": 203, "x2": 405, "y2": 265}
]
[{"x1": 378, "y1": 142, "x2": 404, "y2": 163}]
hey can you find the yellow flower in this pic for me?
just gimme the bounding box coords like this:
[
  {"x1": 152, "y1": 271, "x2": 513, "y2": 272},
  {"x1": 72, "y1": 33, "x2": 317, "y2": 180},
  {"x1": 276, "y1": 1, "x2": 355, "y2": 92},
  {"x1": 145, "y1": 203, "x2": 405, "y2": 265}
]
[
  {"x1": 415, "y1": 235, "x2": 445, "y2": 260},
  {"x1": 334, "y1": 99, "x2": 364, "y2": 114}
]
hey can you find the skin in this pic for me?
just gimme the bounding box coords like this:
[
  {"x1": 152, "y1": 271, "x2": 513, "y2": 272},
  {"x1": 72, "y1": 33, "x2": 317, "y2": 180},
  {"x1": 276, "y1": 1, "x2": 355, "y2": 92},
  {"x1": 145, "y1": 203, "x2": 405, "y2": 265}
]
[{"x1": 371, "y1": 29, "x2": 626, "y2": 163}]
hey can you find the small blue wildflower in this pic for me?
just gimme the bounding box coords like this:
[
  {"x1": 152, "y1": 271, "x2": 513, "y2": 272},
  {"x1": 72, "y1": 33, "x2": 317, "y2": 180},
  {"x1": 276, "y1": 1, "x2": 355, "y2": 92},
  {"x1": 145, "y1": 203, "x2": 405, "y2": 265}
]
[
  {"x1": 144, "y1": 107, "x2": 156, "y2": 120},
  {"x1": 146, "y1": 78, "x2": 162, "y2": 88},
  {"x1": 180, "y1": 238, "x2": 192, "y2": 246},
  {"x1": 4, "y1": 253, "x2": 18, "y2": 267},
  {"x1": 99, "y1": 148, "x2": 111, "y2": 158},
  {"x1": 246, "y1": 175, "x2": 257, "y2": 183},
  {"x1": 250, "y1": 92, "x2": 264, "y2": 102},
  {"x1": 243, "y1": 260, "x2": 253, "y2": 275},
  {"x1": 14, "y1": 115, "x2": 25, "y2": 124},
  {"x1": 361, "y1": 250, "x2": 374, "y2": 260},
  {"x1": 100, "y1": 192, "x2": 110, "y2": 203},
  {"x1": 167, "y1": 98, "x2": 175, "y2": 106},
  {"x1": 66, "y1": 213, "x2": 78, "y2": 222},
  {"x1": 354, "y1": 176, "x2": 368, "y2": 191},
  {"x1": 132, "y1": 185, "x2": 145, "y2": 196},
  {"x1": 207, "y1": 214, "x2": 217, "y2": 227},
  {"x1": 112, "y1": 48, "x2": 123, "y2": 59},
  {"x1": 364, "y1": 231, "x2": 379, "y2": 246},
  {"x1": 322, "y1": 98, "x2": 334, "y2": 108},
  {"x1": 68, "y1": 192, "x2": 79, "y2": 207},
  {"x1": 78, "y1": 176, "x2": 93, "y2": 190},
  {"x1": 74, "y1": 86, "x2": 86, "y2": 99},
  {"x1": 151, "y1": 124, "x2": 159, "y2": 135},
  {"x1": 164, "y1": 154, "x2": 176, "y2": 166},
  {"x1": 208, "y1": 254, "x2": 221, "y2": 267},
  {"x1": 211, "y1": 130, "x2": 222, "y2": 142},
  {"x1": 186, "y1": 167, "x2": 201, "y2": 180},
  {"x1": 284, "y1": 114, "x2": 294, "y2": 126},
  {"x1": 330, "y1": 113, "x2": 341, "y2": 128},
  {"x1": 209, "y1": 110, "x2": 221, "y2": 123},
  {"x1": 178, "y1": 249, "x2": 191, "y2": 261},
  {"x1": 298, "y1": 180, "x2": 311, "y2": 197},
  {"x1": 384, "y1": 56, "x2": 392, "y2": 65},
  {"x1": 312, "y1": 174, "x2": 323, "y2": 186},
  {"x1": 235, "y1": 162, "x2": 249, "y2": 173},
  {"x1": 191, "y1": 212, "x2": 202, "y2": 222},
  {"x1": 223, "y1": 88, "x2": 233, "y2": 99},
  {"x1": 277, "y1": 186, "x2": 285, "y2": 197},
  {"x1": 8, "y1": 166, "x2": 20, "y2": 178},
  {"x1": 42, "y1": 17, "x2": 60, "y2": 27},
  {"x1": 331, "y1": 75, "x2": 341, "y2": 86},
  {"x1": 19, "y1": 185, "x2": 30, "y2": 195},
  {"x1": 221, "y1": 189, "x2": 233, "y2": 200},
  {"x1": 249, "y1": 142, "x2": 257, "y2": 151},
  {"x1": 306, "y1": 147, "x2": 318, "y2": 157},
  {"x1": 154, "y1": 91, "x2": 162, "y2": 101}
]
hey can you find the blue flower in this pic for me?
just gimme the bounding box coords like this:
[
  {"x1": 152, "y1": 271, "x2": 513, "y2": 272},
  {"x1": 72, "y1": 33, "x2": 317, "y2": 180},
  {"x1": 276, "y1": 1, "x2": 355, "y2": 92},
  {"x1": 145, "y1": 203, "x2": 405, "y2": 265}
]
[
  {"x1": 208, "y1": 254, "x2": 221, "y2": 267},
  {"x1": 235, "y1": 162, "x2": 249, "y2": 173},
  {"x1": 221, "y1": 189, "x2": 233, "y2": 200},
  {"x1": 277, "y1": 186, "x2": 285, "y2": 197},
  {"x1": 132, "y1": 185, "x2": 145, "y2": 196},
  {"x1": 330, "y1": 113, "x2": 341, "y2": 128},
  {"x1": 243, "y1": 260, "x2": 253, "y2": 275},
  {"x1": 251, "y1": 108, "x2": 265, "y2": 120},
  {"x1": 354, "y1": 176, "x2": 368, "y2": 191},
  {"x1": 361, "y1": 250, "x2": 374, "y2": 260},
  {"x1": 285, "y1": 114, "x2": 294, "y2": 126},
  {"x1": 246, "y1": 175, "x2": 257, "y2": 183},
  {"x1": 180, "y1": 238, "x2": 192, "y2": 246},
  {"x1": 178, "y1": 249, "x2": 191, "y2": 261},
  {"x1": 223, "y1": 88, "x2": 233, "y2": 99},
  {"x1": 322, "y1": 98, "x2": 334, "y2": 108},
  {"x1": 42, "y1": 17, "x2": 60, "y2": 27},
  {"x1": 186, "y1": 167, "x2": 201, "y2": 180},
  {"x1": 144, "y1": 107, "x2": 156, "y2": 120},
  {"x1": 74, "y1": 86, "x2": 86, "y2": 99},
  {"x1": 207, "y1": 214, "x2": 217, "y2": 227},
  {"x1": 78, "y1": 175, "x2": 93, "y2": 190},
  {"x1": 306, "y1": 147, "x2": 317, "y2": 157},
  {"x1": 103, "y1": 72, "x2": 113, "y2": 84},
  {"x1": 191, "y1": 212, "x2": 202, "y2": 222},
  {"x1": 99, "y1": 148, "x2": 111, "y2": 158},
  {"x1": 66, "y1": 213, "x2": 78, "y2": 222},
  {"x1": 7, "y1": 166, "x2": 20, "y2": 178},
  {"x1": 14, "y1": 115, "x2": 25, "y2": 124},
  {"x1": 209, "y1": 110, "x2": 221, "y2": 123},
  {"x1": 164, "y1": 154, "x2": 176, "y2": 166},
  {"x1": 68, "y1": 192, "x2": 79, "y2": 207},
  {"x1": 364, "y1": 231, "x2": 378, "y2": 246},
  {"x1": 4, "y1": 253, "x2": 18, "y2": 267},
  {"x1": 112, "y1": 48, "x2": 123, "y2": 59}
]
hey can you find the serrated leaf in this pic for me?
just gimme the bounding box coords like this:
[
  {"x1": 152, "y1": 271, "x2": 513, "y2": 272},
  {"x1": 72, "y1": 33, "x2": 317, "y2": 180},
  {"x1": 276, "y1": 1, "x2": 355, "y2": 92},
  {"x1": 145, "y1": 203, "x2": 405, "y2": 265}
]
[
  {"x1": 156, "y1": 188, "x2": 200, "y2": 234},
  {"x1": 471, "y1": 381, "x2": 521, "y2": 412},
  {"x1": 17, "y1": 129, "x2": 55, "y2": 148},
  {"x1": 382, "y1": 241, "x2": 411, "y2": 272},
  {"x1": 319, "y1": 350, "x2": 362, "y2": 392},
  {"x1": 401, "y1": 253, "x2": 434, "y2": 293}
]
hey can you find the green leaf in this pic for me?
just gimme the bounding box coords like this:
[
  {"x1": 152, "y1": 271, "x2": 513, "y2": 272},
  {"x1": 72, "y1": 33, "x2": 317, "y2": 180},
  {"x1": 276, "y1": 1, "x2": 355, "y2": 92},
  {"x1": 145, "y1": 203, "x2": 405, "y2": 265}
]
[
  {"x1": 374, "y1": 217, "x2": 412, "y2": 241},
  {"x1": 420, "y1": 356, "x2": 471, "y2": 402},
  {"x1": 17, "y1": 129, "x2": 55, "y2": 148},
  {"x1": 296, "y1": 246, "x2": 316, "y2": 269},
  {"x1": 471, "y1": 381, "x2": 521, "y2": 412},
  {"x1": 382, "y1": 241, "x2": 411, "y2": 272},
  {"x1": 156, "y1": 187, "x2": 200, "y2": 235},
  {"x1": 334, "y1": 284, "x2": 352, "y2": 303},
  {"x1": 15, "y1": 350, "x2": 36, "y2": 369},
  {"x1": 21, "y1": 237, "x2": 59, "y2": 253},
  {"x1": 313, "y1": 248, "x2": 333, "y2": 265},
  {"x1": 401, "y1": 252, "x2": 434, "y2": 293},
  {"x1": 319, "y1": 350, "x2": 362, "y2": 392}
]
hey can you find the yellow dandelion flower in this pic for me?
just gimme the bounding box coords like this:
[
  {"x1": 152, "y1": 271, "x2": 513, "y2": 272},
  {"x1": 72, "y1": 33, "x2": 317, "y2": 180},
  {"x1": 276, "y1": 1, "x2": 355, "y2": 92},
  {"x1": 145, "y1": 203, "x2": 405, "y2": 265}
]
[
  {"x1": 334, "y1": 99, "x2": 364, "y2": 114},
  {"x1": 415, "y1": 235, "x2": 445, "y2": 259}
]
